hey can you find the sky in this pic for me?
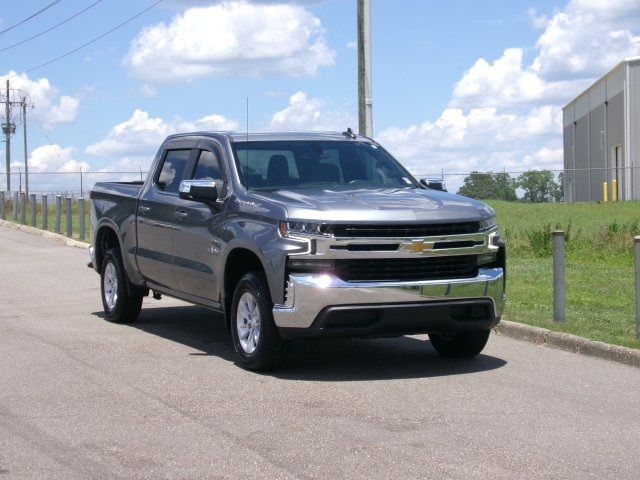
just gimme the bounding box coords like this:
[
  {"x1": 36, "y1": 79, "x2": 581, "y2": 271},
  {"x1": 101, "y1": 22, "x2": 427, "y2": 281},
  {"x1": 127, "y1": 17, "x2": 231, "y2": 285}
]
[{"x1": 1, "y1": 0, "x2": 640, "y2": 193}]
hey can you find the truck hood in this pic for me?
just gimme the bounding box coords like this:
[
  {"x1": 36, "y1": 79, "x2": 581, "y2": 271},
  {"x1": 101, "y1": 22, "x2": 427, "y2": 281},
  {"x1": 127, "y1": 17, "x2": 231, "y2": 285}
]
[{"x1": 252, "y1": 188, "x2": 494, "y2": 223}]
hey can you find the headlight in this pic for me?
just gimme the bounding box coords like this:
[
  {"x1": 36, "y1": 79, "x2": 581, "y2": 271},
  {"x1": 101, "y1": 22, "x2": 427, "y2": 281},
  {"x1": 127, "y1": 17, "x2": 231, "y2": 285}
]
[
  {"x1": 279, "y1": 221, "x2": 334, "y2": 238},
  {"x1": 479, "y1": 216, "x2": 497, "y2": 231}
]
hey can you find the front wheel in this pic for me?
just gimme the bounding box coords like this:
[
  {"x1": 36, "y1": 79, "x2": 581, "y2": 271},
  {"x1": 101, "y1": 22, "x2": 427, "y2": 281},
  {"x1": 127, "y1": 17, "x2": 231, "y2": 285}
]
[
  {"x1": 100, "y1": 249, "x2": 143, "y2": 323},
  {"x1": 230, "y1": 272, "x2": 289, "y2": 371},
  {"x1": 429, "y1": 330, "x2": 490, "y2": 358}
]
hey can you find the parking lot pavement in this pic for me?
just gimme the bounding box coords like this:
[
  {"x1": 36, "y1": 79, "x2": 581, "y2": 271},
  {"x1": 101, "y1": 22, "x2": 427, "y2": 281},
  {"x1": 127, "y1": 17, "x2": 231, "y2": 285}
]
[{"x1": 1, "y1": 226, "x2": 639, "y2": 479}]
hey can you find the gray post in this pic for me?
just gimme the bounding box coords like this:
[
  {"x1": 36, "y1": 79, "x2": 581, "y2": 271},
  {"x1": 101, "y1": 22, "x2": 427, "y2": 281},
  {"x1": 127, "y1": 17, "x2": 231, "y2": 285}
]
[
  {"x1": 357, "y1": 0, "x2": 373, "y2": 137},
  {"x1": 553, "y1": 231, "x2": 566, "y2": 323},
  {"x1": 42, "y1": 194, "x2": 48, "y2": 230},
  {"x1": 30, "y1": 193, "x2": 36, "y2": 226},
  {"x1": 79, "y1": 198, "x2": 85, "y2": 240},
  {"x1": 55, "y1": 195, "x2": 61, "y2": 233},
  {"x1": 635, "y1": 236, "x2": 640, "y2": 339},
  {"x1": 66, "y1": 197, "x2": 72, "y2": 237},
  {"x1": 19, "y1": 192, "x2": 26, "y2": 224},
  {"x1": 0, "y1": 191, "x2": 4, "y2": 220},
  {"x1": 12, "y1": 191, "x2": 18, "y2": 221}
]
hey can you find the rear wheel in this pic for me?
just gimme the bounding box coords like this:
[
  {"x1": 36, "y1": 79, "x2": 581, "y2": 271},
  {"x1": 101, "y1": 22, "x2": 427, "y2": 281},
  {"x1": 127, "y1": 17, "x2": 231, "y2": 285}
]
[
  {"x1": 100, "y1": 249, "x2": 143, "y2": 323},
  {"x1": 429, "y1": 330, "x2": 490, "y2": 358},
  {"x1": 230, "y1": 272, "x2": 289, "y2": 371}
]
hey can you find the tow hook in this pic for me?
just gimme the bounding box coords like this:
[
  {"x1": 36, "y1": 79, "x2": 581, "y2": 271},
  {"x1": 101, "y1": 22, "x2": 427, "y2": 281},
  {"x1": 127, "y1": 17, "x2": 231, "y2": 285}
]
[{"x1": 152, "y1": 291, "x2": 162, "y2": 300}]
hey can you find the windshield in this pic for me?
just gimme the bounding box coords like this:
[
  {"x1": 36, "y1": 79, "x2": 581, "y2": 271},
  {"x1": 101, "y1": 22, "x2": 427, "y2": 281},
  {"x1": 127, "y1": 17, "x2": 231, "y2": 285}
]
[{"x1": 232, "y1": 140, "x2": 420, "y2": 191}]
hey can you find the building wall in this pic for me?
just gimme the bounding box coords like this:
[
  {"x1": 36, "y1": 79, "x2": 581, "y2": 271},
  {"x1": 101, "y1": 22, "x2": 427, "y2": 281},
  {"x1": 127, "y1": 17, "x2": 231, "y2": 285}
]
[
  {"x1": 629, "y1": 60, "x2": 640, "y2": 200},
  {"x1": 563, "y1": 61, "x2": 632, "y2": 202}
]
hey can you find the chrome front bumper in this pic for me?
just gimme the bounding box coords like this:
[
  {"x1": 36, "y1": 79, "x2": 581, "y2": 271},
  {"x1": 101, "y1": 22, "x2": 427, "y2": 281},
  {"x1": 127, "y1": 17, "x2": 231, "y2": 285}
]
[{"x1": 273, "y1": 267, "x2": 505, "y2": 330}]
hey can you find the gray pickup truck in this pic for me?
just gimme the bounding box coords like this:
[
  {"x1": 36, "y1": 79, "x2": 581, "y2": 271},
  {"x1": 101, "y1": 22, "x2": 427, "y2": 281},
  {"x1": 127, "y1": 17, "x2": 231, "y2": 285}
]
[{"x1": 90, "y1": 131, "x2": 505, "y2": 370}]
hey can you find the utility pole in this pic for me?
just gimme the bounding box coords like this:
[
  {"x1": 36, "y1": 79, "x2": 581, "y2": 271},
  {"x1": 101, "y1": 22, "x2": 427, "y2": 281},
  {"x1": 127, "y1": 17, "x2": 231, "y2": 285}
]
[
  {"x1": 4, "y1": 79, "x2": 11, "y2": 192},
  {"x1": 357, "y1": 0, "x2": 373, "y2": 138},
  {"x1": 22, "y1": 98, "x2": 28, "y2": 196}
]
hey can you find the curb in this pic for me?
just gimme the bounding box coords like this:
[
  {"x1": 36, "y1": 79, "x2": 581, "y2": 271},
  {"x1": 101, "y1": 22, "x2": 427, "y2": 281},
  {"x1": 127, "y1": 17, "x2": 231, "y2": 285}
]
[
  {"x1": 495, "y1": 320, "x2": 640, "y2": 368},
  {"x1": 0, "y1": 219, "x2": 90, "y2": 249}
]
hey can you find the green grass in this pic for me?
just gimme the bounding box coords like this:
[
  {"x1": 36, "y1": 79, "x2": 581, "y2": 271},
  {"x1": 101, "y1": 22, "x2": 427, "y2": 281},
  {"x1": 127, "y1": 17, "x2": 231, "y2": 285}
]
[
  {"x1": 1, "y1": 198, "x2": 91, "y2": 241},
  {"x1": 487, "y1": 200, "x2": 640, "y2": 349}
]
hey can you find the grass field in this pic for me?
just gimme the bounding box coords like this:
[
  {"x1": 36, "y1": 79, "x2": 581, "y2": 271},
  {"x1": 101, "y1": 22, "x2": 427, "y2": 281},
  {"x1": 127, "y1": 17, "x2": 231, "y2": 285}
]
[
  {"x1": 487, "y1": 200, "x2": 640, "y2": 349},
  {"x1": 2, "y1": 196, "x2": 639, "y2": 349}
]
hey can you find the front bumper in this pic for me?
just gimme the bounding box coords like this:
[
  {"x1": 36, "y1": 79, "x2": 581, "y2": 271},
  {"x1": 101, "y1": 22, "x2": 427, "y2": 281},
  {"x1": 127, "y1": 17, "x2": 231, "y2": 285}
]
[{"x1": 273, "y1": 268, "x2": 505, "y2": 339}]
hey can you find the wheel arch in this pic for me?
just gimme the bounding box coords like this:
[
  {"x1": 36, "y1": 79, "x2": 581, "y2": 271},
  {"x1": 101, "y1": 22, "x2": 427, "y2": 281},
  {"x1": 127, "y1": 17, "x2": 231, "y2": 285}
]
[{"x1": 223, "y1": 247, "x2": 268, "y2": 328}]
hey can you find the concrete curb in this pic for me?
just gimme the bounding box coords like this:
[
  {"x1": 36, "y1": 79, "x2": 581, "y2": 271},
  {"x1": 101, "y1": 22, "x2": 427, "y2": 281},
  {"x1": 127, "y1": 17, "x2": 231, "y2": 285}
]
[
  {"x1": 0, "y1": 219, "x2": 90, "y2": 249},
  {"x1": 496, "y1": 320, "x2": 640, "y2": 368}
]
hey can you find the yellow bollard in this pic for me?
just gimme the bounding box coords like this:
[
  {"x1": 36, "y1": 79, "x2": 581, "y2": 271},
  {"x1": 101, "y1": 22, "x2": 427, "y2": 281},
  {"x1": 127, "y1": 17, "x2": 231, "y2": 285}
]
[
  {"x1": 603, "y1": 182, "x2": 609, "y2": 202},
  {"x1": 612, "y1": 179, "x2": 619, "y2": 202}
]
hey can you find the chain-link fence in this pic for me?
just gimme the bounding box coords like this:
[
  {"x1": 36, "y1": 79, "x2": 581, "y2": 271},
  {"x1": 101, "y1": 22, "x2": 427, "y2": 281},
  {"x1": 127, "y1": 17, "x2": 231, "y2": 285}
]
[{"x1": 0, "y1": 166, "x2": 637, "y2": 202}]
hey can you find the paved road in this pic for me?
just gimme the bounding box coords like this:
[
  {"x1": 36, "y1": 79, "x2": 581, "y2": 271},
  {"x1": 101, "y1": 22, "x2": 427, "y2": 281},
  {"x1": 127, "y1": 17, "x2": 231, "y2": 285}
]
[{"x1": 1, "y1": 227, "x2": 639, "y2": 479}]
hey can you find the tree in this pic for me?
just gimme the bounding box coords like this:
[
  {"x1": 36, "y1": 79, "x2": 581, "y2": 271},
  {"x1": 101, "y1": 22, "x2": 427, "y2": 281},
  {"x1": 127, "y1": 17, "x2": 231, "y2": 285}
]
[
  {"x1": 458, "y1": 171, "x2": 517, "y2": 201},
  {"x1": 517, "y1": 170, "x2": 561, "y2": 203}
]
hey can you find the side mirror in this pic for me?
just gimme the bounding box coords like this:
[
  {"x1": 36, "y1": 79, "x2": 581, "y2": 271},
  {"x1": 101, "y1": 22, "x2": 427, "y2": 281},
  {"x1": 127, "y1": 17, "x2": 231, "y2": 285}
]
[
  {"x1": 179, "y1": 179, "x2": 219, "y2": 202},
  {"x1": 420, "y1": 178, "x2": 447, "y2": 192}
]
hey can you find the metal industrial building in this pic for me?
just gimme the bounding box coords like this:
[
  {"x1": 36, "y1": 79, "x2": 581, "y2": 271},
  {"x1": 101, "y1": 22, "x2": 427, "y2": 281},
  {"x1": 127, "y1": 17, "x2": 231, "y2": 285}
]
[{"x1": 563, "y1": 57, "x2": 640, "y2": 201}]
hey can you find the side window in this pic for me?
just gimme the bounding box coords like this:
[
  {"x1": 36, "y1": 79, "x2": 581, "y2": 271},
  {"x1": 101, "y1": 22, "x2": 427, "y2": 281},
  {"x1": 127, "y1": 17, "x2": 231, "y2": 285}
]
[
  {"x1": 157, "y1": 149, "x2": 191, "y2": 193},
  {"x1": 193, "y1": 150, "x2": 225, "y2": 181}
]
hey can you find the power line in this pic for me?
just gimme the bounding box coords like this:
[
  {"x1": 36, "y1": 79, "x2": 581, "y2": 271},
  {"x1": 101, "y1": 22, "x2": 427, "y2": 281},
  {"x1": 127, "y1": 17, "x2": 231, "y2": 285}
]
[
  {"x1": 0, "y1": 1, "x2": 64, "y2": 37},
  {"x1": 0, "y1": 0, "x2": 104, "y2": 54},
  {"x1": 23, "y1": 0, "x2": 164, "y2": 75}
]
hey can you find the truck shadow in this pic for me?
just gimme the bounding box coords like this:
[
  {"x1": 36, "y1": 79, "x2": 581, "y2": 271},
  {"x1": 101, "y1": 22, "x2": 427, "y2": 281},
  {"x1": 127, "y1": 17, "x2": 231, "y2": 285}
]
[{"x1": 93, "y1": 305, "x2": 507, "y2": 381}]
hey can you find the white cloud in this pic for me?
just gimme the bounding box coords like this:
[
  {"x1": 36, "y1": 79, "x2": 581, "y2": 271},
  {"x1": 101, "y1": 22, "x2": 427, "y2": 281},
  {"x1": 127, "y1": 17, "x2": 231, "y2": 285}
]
[
  {"x1": 17, "y1": 144, "x2": 89, "y2": 173},
  {"x1": 378, "y1": 106, "x2": 561, "y2": 169},
  {"x1": 124, "y1": 1, "x2": 335, "y2": 83},
  {"x1": 86, "y1": 109, "x2": 239, "y2": 158},
  {"x1": 0, "y1": 71, "x2": 80, "y2": 128},
  {"x1": 269, "y1": 91, "x2": 354, "y2": 131},
  {"x1": 453, "y1": 0, "x2": 640, "y2": 109},
  {"x1": 139, "y1": 84, "x2": 158, "y2": 98},
  {"x1": 346, "y1": 40, "x2": 357, "y2": 49}
]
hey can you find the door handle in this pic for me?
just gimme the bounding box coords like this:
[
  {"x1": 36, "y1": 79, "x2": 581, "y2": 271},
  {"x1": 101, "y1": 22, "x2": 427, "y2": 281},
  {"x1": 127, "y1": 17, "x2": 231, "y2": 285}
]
[
  {"x1": 138, "y1": 205, "x2": 150, "y2": 214},
  {"x1": 174, "y1": 211, "x2": 188, "y2": 219}
]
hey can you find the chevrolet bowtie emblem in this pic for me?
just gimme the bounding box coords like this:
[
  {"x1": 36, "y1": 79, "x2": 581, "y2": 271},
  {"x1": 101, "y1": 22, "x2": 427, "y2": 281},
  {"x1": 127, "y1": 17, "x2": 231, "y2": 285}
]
[{"x1": 410, "y1": 239, "x2": 435, "y2": 254}]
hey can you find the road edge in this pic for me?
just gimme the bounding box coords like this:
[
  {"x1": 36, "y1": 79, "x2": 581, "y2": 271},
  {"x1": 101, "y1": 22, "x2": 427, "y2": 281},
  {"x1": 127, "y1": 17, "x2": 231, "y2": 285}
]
[
  {"x1": 495, "y1": 320, "x2": 640, "y2": 368},
  {"x1": 0, "y1": 219, "x2": 90, "y2": 249}
]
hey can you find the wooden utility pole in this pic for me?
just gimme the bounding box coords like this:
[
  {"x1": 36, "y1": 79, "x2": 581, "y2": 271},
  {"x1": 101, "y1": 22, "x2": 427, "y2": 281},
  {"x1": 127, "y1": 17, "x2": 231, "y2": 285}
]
[
  {"x1": 22, "y1": 98, "x2": 28, "y2": 196},
  {"x1": 4, "y1": 79, "x2": 11, "y2": 192},
  {"x1": 357, "y1": 0, "x2": 373, "y2": 137}
]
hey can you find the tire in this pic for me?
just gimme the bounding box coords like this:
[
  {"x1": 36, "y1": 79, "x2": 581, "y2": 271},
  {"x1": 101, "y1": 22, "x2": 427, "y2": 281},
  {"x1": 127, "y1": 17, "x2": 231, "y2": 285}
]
[
  {"x1": 100, "y1": 248, "x2": 143, "y2": 323},
  {"x1": 230, "y1": 272, "x2": 289, "y2": 371},
  {"x1": 429, "y1": 330, "x2": 490, "y2": 358}
]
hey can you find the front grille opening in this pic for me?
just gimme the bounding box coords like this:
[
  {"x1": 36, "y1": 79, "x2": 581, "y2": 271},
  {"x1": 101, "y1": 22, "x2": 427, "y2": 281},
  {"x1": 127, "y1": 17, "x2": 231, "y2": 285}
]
[
  {"x1": 333, "y1": 222, "x2": 480, "y2": 238},
  {"x1": 331, "y1": 243, "x2": 400, "y2": 252},
  {"x1": 450, "y1": 304, "x2": 491, "y2": 322},
  {"x1": 325, "y1": 309, "x2": 379, "y2": 329},
  {"x1": 432, "y1": 240, "x2": 484, "y2": 249},
  {"x1": 335, "y1": 255, "x2": 478, "y2": 282}
]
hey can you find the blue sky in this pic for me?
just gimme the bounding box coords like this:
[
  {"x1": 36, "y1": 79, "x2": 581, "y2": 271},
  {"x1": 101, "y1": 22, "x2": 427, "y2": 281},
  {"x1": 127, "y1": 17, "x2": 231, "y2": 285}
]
[{"x1": 1, "y1": 0, "x2": 640, "y2": 192}]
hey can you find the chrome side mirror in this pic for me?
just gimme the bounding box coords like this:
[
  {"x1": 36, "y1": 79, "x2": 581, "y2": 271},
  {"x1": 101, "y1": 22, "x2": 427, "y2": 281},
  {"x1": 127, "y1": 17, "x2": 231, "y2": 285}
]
[
  {"x1": 420, "y1": 178, "x2": 447, "y2": 191},
  {"x1": 179, "y1": 179, "x2": 219, "y2": 202}
]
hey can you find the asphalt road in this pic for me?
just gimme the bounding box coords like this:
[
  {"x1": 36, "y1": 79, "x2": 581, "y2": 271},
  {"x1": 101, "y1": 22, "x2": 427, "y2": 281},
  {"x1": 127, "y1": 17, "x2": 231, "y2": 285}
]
[{"x1": 1, "y1": 227, "x2": 639, "y2": 480}]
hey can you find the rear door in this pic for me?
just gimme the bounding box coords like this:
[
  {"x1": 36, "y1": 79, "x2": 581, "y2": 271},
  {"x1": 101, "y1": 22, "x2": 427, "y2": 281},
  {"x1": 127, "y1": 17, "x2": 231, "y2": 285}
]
[
  {"x1": 172, "y1": 139, "x2": 229, "y2": 303},
  {"x1": 136, "y1": 143, "x2": 196, "y2": 290}
]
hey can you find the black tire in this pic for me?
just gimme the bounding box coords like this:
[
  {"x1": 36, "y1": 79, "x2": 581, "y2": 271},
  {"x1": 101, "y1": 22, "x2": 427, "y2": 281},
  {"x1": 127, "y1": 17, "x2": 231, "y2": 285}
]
[
  {"x1": 230, "y1": 272, "x2": 289, "y2": 371},
  {"x1": 100, "y1": 248, "x2": 143, "y2": 324},
  {"x1": 429, "y1": 330, "x2": 490, "y2": 358}
]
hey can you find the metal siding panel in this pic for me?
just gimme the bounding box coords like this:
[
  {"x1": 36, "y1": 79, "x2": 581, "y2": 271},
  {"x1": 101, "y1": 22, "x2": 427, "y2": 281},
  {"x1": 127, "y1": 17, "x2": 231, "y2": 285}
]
[
  {"x1": 629, "y1": 62, "x2": 640, "y2": 200},
  {"x1": 590, "y1": 80, "x2": 606, "y2": 108},
  {"x1": 563, "y1": 104, "x2": 575, "y2": 128},
  {"x1": 563, "y1": 125, "x2": 575, "y2": 202},
  {"x1": 606, "y1": 67, "x2": 625, "y2": 99},
  {"x1": 589, "y1": 104, "x2": 606, "y2": 200},
  {"x1": 575, "y1": 115, "x2": 590, "y2": 201},
  {"x1": 575, "y1": 93, "x2": 590, "y2": 120}
]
